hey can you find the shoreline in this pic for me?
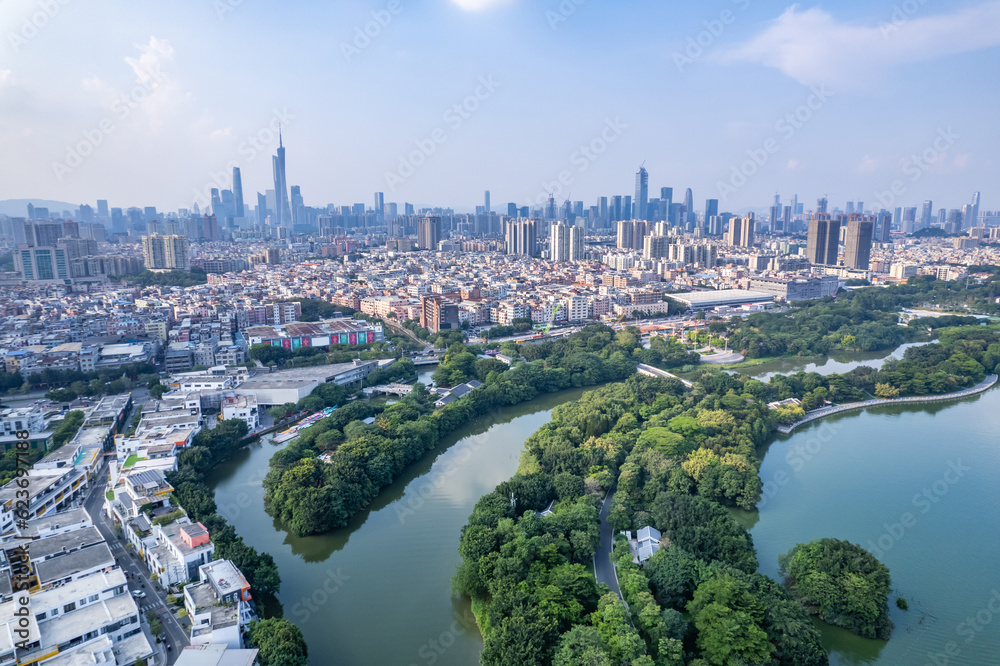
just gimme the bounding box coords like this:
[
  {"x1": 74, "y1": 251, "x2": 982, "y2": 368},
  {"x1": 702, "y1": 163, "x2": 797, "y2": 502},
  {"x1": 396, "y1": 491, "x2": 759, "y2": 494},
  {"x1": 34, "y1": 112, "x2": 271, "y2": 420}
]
[{"x1": 776, "y1": 374, "x2": 998, "y2": 434}]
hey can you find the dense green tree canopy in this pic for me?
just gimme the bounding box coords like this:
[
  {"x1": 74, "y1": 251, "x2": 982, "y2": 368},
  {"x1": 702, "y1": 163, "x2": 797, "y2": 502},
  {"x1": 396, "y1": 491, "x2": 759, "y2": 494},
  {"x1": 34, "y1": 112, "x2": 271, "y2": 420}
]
[{"x1": 779, "y1": 538, "x2": 893, "y2": 640}]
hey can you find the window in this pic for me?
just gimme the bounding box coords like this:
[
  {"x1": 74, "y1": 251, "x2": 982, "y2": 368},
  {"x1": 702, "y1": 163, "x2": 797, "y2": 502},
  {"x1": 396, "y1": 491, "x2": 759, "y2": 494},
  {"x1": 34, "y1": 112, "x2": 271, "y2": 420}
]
[
  {"x1": 63, "y1": 603, "x2": 76, "y2": 613},
  {"x1": 89, "y1": 594, "x2": 99, "y2": 603},
  {"x1": 79, "y1": 598, "x2": 86, "y2": 607},
  {"x1": 35, "y1": 612, "x2": 46, "y2": 621}
]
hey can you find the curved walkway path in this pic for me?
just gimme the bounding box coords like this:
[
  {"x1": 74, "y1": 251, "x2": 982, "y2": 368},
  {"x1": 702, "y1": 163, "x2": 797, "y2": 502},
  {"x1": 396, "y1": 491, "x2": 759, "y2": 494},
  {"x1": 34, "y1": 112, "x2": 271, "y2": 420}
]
[{"x1": 776, "y1": 374, "x2": 998, "y2": 434}]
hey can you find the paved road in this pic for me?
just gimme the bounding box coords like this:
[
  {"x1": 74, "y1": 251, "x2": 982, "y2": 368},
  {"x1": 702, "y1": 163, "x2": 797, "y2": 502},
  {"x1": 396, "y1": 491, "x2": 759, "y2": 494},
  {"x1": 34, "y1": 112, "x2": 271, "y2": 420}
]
[
  {"x1": 593, "y1": 488, "x2": 621, "y2": 599},
  {"x1": 83, "y1": 460, "x2": 188, "y2": 665}
]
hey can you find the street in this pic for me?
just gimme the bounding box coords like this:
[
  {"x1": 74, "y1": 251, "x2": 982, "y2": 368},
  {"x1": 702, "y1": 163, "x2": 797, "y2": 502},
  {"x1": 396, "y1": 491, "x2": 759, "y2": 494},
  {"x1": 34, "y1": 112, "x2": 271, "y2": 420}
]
[
  {"x1": 83, "y1": 457, "x2": 189, "y2": 665},
  {"x1": 593, "y1": 488, "x2": 622, "y2": 600}
]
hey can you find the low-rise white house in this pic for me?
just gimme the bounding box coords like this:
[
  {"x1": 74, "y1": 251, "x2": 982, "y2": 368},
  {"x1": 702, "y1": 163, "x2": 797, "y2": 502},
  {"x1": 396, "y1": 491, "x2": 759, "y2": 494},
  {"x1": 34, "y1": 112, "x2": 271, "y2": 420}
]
[
  {"x1": 185, "y1": 559, "x2": 255, "y2": 649},
  {"x1": 636, "y1": 525, "x2": 661, "y2": 563}
]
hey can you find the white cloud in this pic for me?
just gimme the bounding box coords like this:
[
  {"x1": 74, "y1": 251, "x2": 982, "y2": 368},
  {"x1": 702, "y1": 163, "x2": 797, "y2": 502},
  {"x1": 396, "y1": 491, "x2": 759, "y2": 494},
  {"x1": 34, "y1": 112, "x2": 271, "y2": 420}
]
[
  {"x1": 125, "y1": 36, "x2": 175, "y2": 85},
  {"x1": 119, "y1": 36, "x2": 186, "y2": 133},
  {"x1": 451, "y1": 0, "x2": 514, "y2": 10},
  {"x1": 856, "y1": 154, "x2": 879, "y2": 173},
  {"x1": 718, "y1": 2, "x2": 1000, "y2": 89}
]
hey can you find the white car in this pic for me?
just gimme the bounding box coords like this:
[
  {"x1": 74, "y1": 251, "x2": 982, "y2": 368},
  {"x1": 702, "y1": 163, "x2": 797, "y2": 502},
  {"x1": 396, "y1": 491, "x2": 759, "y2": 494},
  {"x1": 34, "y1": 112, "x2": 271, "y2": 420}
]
[{"x1": 131, "y1": 590, "x2": 146, "y2": 599}]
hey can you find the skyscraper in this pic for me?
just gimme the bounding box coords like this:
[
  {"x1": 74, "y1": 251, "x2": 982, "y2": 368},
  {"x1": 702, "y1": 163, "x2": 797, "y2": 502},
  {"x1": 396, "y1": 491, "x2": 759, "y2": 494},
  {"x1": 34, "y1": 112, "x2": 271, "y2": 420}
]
[
  {"x1": 417, "y1": 217, "x2": 441, "y2": 250},
  {"x1": 877, "y1": 211, "x2": 892, "y2": 243},
  {"x1": 806, "y1": 215, "x2": 841, "y2": 265},
  {"x1": 598, "y1": 197, "x2": 609, "y2": 226},
  {"x1": 660, "y1": 187, "x2": 673, "y2": 222},
  {"x1": 704, "y1": 199, "x2": 719, "y2": 226},
  {"x1": 902, "y1": 207, "x2": 917, "y2": 233},
  {"x1": 232, "y1": 167, "x2": 245, "y2": 218},
  {"x1": 844, "y1": 215, "x2": 875, "y2": 270},
  {"x1": 15, "y1": 244, "x2": 71, "y2": 283},
  {"x1": 290, "y1": 186, "x2": 303, "y2": 227},
  {"x1": 26, "y1": 221, "x2": 64, "y2": 247},
  {"x1": 142, "y1": 234, "x2": 190, "y2": 271},
  {"x1": 616, "y1": 220, "x2": 633, "y2": 250},
  {"x1": 484, "y1": 190, "x2": 491, "y2": 214},
  {"x1": 111, "y1": 208, "x2": 125, "y2": 234},
  {"x1": 683, "y1": 189, "x2": 694, "y2": 227},
  {"x1": 920, "y1": 200, "x2": 933, "y2": 230},
  {"x1": 970, "y1": 192, "x2": 981, "y2": 229},
  {"x1": 817, "y1": 197, "x2": 828, "y2": 214},
  {"x1": 611, "y1": 196, "x2": 623, "y2": 223},
  {"x1": 506, "y1": 219, "x2": 537, "y2": 257},
  {"x1": 634, "y1": 167, "x2": 649, "y2": 220},
  {"x1": 770, "y1": 204, "x2": 782, "y2": 232},
  {"x1": 643, "y1": 234, "x2": 671, "y2": 260},
  {"x1": 374, "y1": 192, "x2": 385, "y2": 222},
  {"x1": 256, "y1": 192, "x2": 269, "y2": 224},
  {"x1": 947, "y1": 209, "x2": 963, "y2": 234},
  {"x1": 272, "y1": 129, "x2": 291, "y2": 227},
  {"x1": 569, "y1": 225, "x2": 584, "y2": 261},
  {"x1": 725, "y1": 214, "x2": 755, "y2": 248},
  {"x1": 961, "y1": 204, "x2": 974, "y2": 231},
  {"x1": 550, "y1": 223, "x2": 572, "y2": 262}
]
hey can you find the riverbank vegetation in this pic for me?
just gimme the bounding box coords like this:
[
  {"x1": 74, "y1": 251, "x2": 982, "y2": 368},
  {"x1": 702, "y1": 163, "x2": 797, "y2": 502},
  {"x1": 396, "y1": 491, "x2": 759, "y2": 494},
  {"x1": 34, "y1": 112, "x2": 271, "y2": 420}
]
[
  {"x1": 454, "y1": 374, "x2": 830, "y2": 664},
  {"x1": 779, "y1": 538, "x2": 893, "y2": 640},
  {"x1": 166, "y1": 419, "x2": 281, "y2": 598},
  {"x1": 761, "y1": 325, "x2": 998, "y2": 418},
  {"x1": 263, "y1": 324, "x2": 639, "y2": 536},
  {"x1": 724, "y1": 275, "x2": 1000, "y2": 359},
  {"x1": 246, "y1": 618, "x2": 309, "y2": 666}
]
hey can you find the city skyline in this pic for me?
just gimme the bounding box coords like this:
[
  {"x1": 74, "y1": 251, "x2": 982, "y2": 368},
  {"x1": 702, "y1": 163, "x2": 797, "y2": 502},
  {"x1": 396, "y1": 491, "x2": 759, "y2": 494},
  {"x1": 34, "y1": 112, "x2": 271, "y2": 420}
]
[{"x1": 1, "y1": 1, "x2": 998, "y2": 210}]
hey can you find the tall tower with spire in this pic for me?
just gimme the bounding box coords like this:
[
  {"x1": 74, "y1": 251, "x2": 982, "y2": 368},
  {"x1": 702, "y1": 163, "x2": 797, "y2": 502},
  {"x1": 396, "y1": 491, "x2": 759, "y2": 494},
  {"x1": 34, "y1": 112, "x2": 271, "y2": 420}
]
[{"x1": 272, "y1": 126, "x2": 291, "y2": 228}]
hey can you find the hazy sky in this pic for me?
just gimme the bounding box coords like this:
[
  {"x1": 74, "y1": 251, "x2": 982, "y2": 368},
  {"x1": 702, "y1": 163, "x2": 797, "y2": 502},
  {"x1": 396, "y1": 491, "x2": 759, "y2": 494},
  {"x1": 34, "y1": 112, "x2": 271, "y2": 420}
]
[{"x1": 1, "y1": 0, "x2": 998, "y2": 214}]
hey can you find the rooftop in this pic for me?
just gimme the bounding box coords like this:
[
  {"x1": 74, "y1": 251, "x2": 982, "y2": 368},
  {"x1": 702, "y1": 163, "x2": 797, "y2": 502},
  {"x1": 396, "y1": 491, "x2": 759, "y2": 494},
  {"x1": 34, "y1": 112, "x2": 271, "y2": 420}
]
[
  {"x1": 25, "y1": 526, "x2": 104, "y2": 561},
  {"x1": 35, "y1": 542, "x2": 115, "y2": 586},
  {"x1": 18, "y1": 507, "x2": 92, "y2": 537},
  {"x1": 174, "y1": 643, "x2": 259, "y2": 666}
]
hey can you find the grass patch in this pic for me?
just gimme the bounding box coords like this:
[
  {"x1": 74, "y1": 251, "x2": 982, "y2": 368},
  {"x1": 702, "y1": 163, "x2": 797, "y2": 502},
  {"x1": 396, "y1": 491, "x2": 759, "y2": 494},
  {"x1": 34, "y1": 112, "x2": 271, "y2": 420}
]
[{"x1": 152, "y1": 509, "x2": 186, "y2": 526}]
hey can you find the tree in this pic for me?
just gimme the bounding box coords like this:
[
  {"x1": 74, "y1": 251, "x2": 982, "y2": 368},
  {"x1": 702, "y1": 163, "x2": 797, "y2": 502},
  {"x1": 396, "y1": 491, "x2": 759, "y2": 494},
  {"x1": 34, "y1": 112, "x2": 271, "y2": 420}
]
[
  {"x1": 553, "y1": 625, "x2": 612, "y2": 666},
  {"x1": 874, "y1": 382, "x2": 900, "y2": 398},
  {"x1": 778, "y1": 538, "x2": 893, "y2": 640},
  {"x1": 247, "y1": 618, "x2": 309, "y2": 666},
  {"x1": 686, "y1": 575, "x2": 773, "y2": 665}
]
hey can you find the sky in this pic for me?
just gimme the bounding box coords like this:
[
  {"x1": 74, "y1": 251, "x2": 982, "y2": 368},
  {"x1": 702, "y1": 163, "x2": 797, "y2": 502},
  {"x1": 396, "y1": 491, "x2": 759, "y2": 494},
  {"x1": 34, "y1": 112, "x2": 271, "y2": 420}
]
[{"x1": 0, "y1": 0, "x2": 998, "y2": 214}]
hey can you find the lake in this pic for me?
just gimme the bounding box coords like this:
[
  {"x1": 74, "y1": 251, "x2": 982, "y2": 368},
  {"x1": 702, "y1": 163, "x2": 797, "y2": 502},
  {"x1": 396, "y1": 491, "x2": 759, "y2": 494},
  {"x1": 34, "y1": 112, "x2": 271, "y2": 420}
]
[
  {"x1": 733, "y1": 387, "x2": 1000, "y2": 665},
  {"x1": 209, "y1": 385, "x2": 596, "y2": 665}
]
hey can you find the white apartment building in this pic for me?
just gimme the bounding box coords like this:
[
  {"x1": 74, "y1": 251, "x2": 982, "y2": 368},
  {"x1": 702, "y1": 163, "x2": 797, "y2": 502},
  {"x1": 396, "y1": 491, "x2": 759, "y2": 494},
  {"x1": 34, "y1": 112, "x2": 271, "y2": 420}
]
[
  {"x1": 563, "y1": 296, "x2": 589, "y2": 322},
  {"x1": 0, "y1": 406, "x2": 45, "y2": 437},
  {"x1": 221, "y1": 394, "x2": 259, "y2": 430},
  {"x1": 0, "y1": 568, "x2": 152, "y2": 666},
  {"x1": 148, "y1": 519, "x2": 215, "y2": 586},
  {"x1": 185, "y1": 560, "x2": 255, "y2": 649}
]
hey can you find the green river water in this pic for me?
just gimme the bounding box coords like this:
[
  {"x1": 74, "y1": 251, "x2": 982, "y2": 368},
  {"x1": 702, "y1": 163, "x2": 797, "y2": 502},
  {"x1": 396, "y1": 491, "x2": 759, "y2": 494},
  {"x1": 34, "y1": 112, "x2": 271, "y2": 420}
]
[{"x1": 209, "y1": 350, "x2": 1000, "y2": 665}]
